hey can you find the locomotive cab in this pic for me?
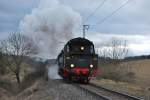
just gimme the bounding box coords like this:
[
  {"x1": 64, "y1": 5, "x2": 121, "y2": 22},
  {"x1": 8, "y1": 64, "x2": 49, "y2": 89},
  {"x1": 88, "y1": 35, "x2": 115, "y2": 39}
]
[{"x1": 57, "y1": 37, "x2": 98, "y2": 83}]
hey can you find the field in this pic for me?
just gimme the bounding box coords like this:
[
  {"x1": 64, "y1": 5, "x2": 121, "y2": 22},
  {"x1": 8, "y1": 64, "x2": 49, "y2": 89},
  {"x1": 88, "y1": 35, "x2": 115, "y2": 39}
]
[
  {"x1": 99, "y1": 59, "x2": 150, "y2": 87},
  {"x1": 96, "y1": 59, "x2": 150, "y2": 99},
  {"x1": 124, "y1": 59, "x2": 150, "y2": 87}
]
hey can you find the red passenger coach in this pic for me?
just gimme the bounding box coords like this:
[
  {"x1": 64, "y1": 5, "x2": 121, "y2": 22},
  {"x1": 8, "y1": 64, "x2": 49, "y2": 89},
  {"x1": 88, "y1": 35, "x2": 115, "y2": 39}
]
[{"x1": 57, "y1": 37, "x2": 98, "y2": 83}]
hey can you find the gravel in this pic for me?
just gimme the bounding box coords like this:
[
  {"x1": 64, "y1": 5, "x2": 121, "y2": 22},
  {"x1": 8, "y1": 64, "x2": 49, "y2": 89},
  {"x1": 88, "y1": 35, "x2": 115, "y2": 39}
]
[{"x1": 16, "y1": 79, "x2": 100, "y2": 100}]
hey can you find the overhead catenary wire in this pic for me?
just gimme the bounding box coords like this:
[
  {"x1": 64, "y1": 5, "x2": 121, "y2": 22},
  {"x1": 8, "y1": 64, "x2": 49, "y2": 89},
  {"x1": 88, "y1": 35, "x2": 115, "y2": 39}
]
[
  {"x1": 80, "y1": 0, "x2": 132, "y2": 37},
  {"x1": 83, "y1": 0, "x2": 107, "y2": 24},
  {"x1": 95, "y1": 0, "x2": 131, "y2": 25},
  {"x1": 81, "y1": 0, "x2": 107, "y2": 38}
]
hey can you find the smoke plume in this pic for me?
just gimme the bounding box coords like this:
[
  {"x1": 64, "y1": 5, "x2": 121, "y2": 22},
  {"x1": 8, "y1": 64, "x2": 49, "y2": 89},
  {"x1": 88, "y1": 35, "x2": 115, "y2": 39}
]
[
  {"x1": 48, "y1": 64, "x2": 62, "y2": 79},
  {"x1": 19, "y1": 0, "x2": 81, "y2": 59}
]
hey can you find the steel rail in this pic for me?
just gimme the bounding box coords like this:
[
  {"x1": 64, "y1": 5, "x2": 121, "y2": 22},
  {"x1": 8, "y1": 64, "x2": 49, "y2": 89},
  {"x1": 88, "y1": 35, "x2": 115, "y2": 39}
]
[
  {"x1": 74, "y1": 83, "x2": 110, "y2": 100},
  {"x1": 73, "y1": 83, "x2": 144, "y2": 100},
  {"x1": 90, "y1": 83, "x2": 144, "y2": 100}
]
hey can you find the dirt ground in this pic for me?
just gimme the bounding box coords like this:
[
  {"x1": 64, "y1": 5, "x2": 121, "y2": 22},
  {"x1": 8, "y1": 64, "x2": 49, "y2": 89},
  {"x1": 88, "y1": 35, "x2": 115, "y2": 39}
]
[
  {"x1": 0, "y1": 79, "x2": 101, "y2": 100},
  {"x1": 0, "y1": 88, "x2": 12, "y2": 100}
]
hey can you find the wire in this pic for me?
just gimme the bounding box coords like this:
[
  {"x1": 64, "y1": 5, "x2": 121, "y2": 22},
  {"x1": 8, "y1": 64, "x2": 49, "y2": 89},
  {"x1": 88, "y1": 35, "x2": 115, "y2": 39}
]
[
  {"x1": 96, "y1": 0, "x2": 131, "y2": 25},
  {"x1": 83, "y1": 0, "x2": 107, "y2": 24}
]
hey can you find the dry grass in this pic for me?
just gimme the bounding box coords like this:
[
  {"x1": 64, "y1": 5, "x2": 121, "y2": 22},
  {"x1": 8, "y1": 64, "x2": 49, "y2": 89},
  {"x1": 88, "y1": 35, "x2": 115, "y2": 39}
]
[
  {"x1": 122, "y1": 59, "x2": 150, "y2": 87},
  {"x1": 91, "y1": 79, "x2": 149, "y2": 99},
  {"x1": 98, "y1": 59, "x2": 150, "y2": 87},
  {"x1": 98, "y1": 61, "x2": 135, "y2": 83},
  {"x1": 96, "y1": 59, "x2": 150, "y2": 99}
]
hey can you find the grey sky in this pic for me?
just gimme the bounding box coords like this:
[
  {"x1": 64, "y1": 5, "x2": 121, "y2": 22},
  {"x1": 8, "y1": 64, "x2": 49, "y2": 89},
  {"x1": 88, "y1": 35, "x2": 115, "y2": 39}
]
[
  {"x1": 0, "y1": 0, "x2": 149, "y2": 34},
  {"x1": 0, "y1": 0, "x2": 150, "y2": 56}
]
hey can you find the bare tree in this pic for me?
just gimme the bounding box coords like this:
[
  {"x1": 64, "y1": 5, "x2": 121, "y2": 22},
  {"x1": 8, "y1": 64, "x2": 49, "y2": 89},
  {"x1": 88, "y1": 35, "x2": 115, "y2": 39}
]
[
  {"x1": 98, "y1": 38, "x2": 131, "y2": 81},
  {"x1": 0, "y1": 33, "x2": 38, "y2": 84},
  {"x1": 99, "y1": 38, "x2": 128, "y2": 60}
]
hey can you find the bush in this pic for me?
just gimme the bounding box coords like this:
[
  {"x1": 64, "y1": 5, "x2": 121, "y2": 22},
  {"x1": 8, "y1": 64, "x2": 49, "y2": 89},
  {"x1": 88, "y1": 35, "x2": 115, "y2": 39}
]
[
  {"x1": 0, "y1": 79, "x2": 12, "y2": 90},
  {"x1": 20, "y1": 69, "x2": 45, "y2": 91},
  {"x1": 0, "y1": 66, "x2": 8, "y2": 75}
]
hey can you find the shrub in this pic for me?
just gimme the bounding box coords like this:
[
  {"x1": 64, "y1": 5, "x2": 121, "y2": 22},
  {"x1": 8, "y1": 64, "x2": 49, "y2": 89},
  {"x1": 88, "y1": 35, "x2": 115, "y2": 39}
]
[
  {"x1": 0, "y1": 79, "x2": 12, "y2": 90},
  {"x1": 20, "y1": 69, "x2": 45, "y2": 91}
]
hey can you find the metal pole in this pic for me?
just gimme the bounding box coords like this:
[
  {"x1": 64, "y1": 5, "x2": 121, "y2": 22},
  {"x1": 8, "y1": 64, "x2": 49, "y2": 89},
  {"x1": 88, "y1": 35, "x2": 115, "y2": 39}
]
[{"x1": 83, "y1": 25, "x2": 90, "y2": 38}]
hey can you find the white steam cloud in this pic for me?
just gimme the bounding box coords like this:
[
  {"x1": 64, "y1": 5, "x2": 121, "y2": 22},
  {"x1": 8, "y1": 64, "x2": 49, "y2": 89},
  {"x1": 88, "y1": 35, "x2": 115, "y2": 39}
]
[
  {"x1": 19, "y1": 0, "x2": 81, "y2": 59},
  {"x1": 48, "y1": 64, "x2": 61, "y2": 79}
]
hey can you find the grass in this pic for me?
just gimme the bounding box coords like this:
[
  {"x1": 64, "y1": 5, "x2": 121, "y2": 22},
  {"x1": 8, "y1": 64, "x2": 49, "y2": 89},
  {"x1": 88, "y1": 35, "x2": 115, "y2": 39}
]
[
  {"x1": 98, "y1": 59, "x2": 150, "y2": 86},
  {"x1": 96, "y1": 59, "x2": 150, "y2": 100},
  {"x1": 97, "y1": 61, "x2": 136, "y2": 83},
  {"x1": 91, "y1": 79, "x2": 150, "y2": 100}
]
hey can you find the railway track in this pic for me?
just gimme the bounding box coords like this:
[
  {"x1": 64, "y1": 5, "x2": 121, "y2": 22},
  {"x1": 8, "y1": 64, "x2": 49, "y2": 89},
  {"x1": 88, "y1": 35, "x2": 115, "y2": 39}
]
[{"x1": 74, "y1": 83, "x2": 144, "y2": 100}]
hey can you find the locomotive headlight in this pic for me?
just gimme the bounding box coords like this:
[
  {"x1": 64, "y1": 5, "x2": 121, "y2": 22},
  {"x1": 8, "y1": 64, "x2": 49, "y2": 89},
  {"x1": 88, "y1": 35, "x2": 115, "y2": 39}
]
[
  {"x1": 70, "y1": 64, "x2": 75, "y2": 68},
  {"x1": 90, "y1": 64, "x2": 93, "y2": 68},
  {"x1": 81, "y1": 46, "x2": 84, "y2": 50}
]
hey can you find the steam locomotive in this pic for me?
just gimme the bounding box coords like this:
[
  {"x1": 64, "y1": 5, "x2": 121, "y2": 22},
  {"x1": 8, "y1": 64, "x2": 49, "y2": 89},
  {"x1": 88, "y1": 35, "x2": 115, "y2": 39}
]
[{"x1": 57, "y1": 37, "x2": 98, "y2": 83}]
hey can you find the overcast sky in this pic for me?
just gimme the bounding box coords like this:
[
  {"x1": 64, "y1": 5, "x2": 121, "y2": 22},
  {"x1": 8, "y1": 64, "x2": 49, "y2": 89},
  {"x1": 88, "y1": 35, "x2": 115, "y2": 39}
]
[{"x1": 0, "y1": 0, "x2": 150, "y2": 56}]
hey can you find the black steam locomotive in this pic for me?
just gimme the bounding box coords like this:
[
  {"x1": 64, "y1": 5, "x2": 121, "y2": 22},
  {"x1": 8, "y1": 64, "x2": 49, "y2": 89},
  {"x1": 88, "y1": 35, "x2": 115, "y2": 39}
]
[{"x1": 57, "y1": 37, "x2": 98, "y2": 83}]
